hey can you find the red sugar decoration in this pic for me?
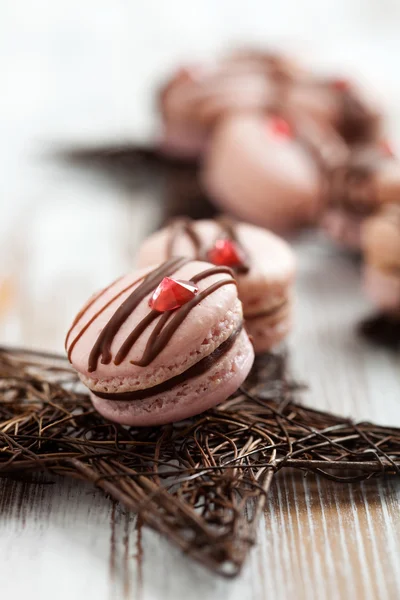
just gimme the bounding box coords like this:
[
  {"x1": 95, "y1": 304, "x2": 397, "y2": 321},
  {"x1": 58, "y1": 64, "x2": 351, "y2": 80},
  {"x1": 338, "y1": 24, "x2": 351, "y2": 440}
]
[
  {"x1": 149, "y1": 278, "x2": 198, "y2": 312},
  {"x1": 207, "y1": 239, "x2": 246, "y2": 269},
  {"x1": 270, "y1": 116, "x2": 292, "y2": 138},
  {"x1": 332, "y1": 78, "x2": 350, "y2": 91}
]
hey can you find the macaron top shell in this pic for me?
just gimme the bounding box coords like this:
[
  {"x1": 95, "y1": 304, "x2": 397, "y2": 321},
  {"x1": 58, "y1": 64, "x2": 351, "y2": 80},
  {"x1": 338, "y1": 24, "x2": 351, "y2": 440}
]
[
  {"x1": 66, "y1": 260, "x2": 242, "y2": 394},
  {"x1": 137, "y1": 219, "x2": 296, "y2": 284},
  {"x1": 287, "y1": 77, "x2": 382, "y2": 144},
  {"x1": 201, "y1": 113, "x2": 345, "y2": 230},
  {"x1": 159, "y1": 63, "x2": 273, "y2": 131}
]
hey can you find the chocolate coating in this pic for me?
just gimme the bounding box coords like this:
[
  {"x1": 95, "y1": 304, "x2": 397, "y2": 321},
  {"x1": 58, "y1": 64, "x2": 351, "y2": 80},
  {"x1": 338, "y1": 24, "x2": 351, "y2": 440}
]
[
  {"x1": 166, "y1": 216, "x2": 250, "y2": 274},
  {"x1": 71, "y1": 259, "x2": 238, "y2": 373},
  {"x1": 87, "y1": 257, "x2": 189, "y2": 372}
]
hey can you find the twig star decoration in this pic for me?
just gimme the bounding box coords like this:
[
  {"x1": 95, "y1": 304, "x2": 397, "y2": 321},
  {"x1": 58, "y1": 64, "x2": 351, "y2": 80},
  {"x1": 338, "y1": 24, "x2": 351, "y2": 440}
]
[{"x1": 0, "y1": 347, "x2": 399, "y2": 577}]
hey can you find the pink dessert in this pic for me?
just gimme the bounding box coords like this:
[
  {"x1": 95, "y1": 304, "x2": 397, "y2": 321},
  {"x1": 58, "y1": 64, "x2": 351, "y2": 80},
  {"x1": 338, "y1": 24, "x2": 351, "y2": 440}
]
[
  {"x1": 320, "y1": 143, "x2": 399, "y2": 249},
  {"x1": 286, "y1": 77, "x2": 382, "y2": 145},
  {"x1": 137, "y1": 219, "x2": 296, "y2": 353},
  {"x1": 201, "y1": 113, "x2": 348, "y2": 231},
  {"x1": 158, "y1": 64, "x2": 274, "y2": 159},
  {"x1": 157, "y1": 50, "x2": 306, "y2": 159},
  {"x1": 362, "y1": 204, "x2": 400, "y2": 315},
  {"x1": 158, "y1": 51, "x2": 382, "y2": 160},
  {"x1": 65, "y1": 258, "x2": 254, "y2": 426}
]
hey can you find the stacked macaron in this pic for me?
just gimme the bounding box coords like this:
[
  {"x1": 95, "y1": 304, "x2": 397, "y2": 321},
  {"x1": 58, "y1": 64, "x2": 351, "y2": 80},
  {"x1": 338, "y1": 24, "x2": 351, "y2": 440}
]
[
  {"x1": 66, "y1": 257, "x2": 255, "y2": 425},
  {"x1": 158, "y1": 50, "x2": 306, "y2": 160},
  {"x1": 137, "y1": 218, "x2": 296, "y2": 352},
  {"x1": 158, "y1": 49, "x2": 390, "y2": 237},
  {"x1": 202, "y1": 112, "x2": 349, "y2": 231},
  {"x1": 66, "y1": 217, "x2": 295, "y2": 425},
  {"x1": 67, "y1": 48, "x2": 400, "y2": 426}
]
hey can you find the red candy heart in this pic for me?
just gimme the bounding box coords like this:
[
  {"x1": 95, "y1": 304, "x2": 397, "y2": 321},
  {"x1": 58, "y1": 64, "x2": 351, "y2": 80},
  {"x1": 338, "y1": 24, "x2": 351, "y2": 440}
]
[
  {"x1": 149, "y1": 278, "x2": 198, "y2": 312},
  {"x1": 270, "y1": 116, "x2": 292, "y2": 138},
  {"x1": 207, "y1": 239, "x2": 246, "y2": 268}
]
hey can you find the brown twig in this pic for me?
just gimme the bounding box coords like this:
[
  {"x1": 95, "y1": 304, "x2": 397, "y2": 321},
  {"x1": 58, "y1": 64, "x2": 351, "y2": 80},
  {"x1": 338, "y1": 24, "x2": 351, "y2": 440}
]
[{"x1": 0, "y1": 347, "x2": 399, "y2": 577}]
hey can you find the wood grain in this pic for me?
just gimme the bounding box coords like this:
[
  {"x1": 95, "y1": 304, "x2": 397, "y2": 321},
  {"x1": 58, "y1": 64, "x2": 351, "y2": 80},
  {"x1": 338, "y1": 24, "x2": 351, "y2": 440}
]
[
  {"x1": 0, "y1": 188, "x2": 399, "y2": 599},
  {"x1": 1, "y1": 2, "x2": 400, "y2": 597}
]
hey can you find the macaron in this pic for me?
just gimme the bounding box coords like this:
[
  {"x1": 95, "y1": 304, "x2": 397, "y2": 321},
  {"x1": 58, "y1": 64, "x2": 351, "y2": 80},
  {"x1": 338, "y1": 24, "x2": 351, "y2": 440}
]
[
  {"x1": 362, "y1": 203, "x2": 400, "y2": 316},
  {"x1": 286, "y1": 77, "x2": 382, "y2": 145},
  {"x1": 65, "y1": 258, "x2": 254, "y2": 426},
  {"x1": 201, "y1": 112, "x2": 348, "y2": 231},
  {"x1": 157, "y1": 49, "x2": 306, "y2": 160},
  {"x1": 223, "y1": 48, "x2": 306, "y2": 80},
  {"x1": 158, "y1": 64, "x2": 274, "y2": 159},
  {"x1": 320, "y1": 143, "x2": 398, "y2": 249},
  {"x1": 137, "y1": 218, "x2": 296, "y2": 353}
]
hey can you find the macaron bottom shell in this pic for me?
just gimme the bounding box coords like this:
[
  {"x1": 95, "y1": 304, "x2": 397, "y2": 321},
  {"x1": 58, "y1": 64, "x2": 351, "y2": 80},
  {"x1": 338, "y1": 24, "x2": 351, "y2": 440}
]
[
  {"x1": 91, "y1": 328, "x2": 254, "y2": 426},
  {"x1": 158, "y1": 123, "x2": 208, "y2": 159},
  {"x1": 245, "y1": 301, "x2": 292, "y2": 353}
]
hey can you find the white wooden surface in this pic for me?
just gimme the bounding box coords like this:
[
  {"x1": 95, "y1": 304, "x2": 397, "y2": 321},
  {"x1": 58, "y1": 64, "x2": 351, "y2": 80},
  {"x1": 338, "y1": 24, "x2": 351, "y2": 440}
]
[{"x1": 1, "y1": 2, "x2": 400, "y2": 599}]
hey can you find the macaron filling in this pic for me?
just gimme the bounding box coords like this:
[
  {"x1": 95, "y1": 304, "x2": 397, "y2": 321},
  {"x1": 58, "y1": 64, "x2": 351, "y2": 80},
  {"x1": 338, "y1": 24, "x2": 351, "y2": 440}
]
[
  {"x1": 91, "y1": 323, "x2": 243, "y2": 402},
  {"x1": 244, "y1": 298, "x2": 289, "y2": 322}
]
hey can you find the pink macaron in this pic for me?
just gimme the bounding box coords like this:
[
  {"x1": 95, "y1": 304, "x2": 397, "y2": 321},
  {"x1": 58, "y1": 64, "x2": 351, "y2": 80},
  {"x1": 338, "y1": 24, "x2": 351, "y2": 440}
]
[
  {"x1": 157, "y1": 50, "x2": 307, "y2": 160},
  {"x1": 137, "y1": 218, "x2": 296, "y2": 353},
  {"x1": 320, "y1": 143, "x2": 398, "y2": 249},
  {"x1": 362, "y1": 203, "x2": 400, "y2": 315},
  {"x1": 286, "y1": 77, "x2": 382, "y2": 145},
  {"x1": 201, "y1": 113, "x2": 348, "y2": 232},
  {"x1": 158, "y1": 63, "x2": 274, "y2": 159},
  {"x1": 65, "y1": 258, "x2": 254, "y2": 426}
]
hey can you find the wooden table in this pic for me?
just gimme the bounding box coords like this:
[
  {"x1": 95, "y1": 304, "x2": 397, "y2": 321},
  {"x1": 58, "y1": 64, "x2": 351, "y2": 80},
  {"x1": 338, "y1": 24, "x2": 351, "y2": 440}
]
[
  {"x1": 1, "y1": 2, "x2": 400, "y2": 597},
  {"x1": 1, "y1": 163, "x2": 399, "y2": 599}
]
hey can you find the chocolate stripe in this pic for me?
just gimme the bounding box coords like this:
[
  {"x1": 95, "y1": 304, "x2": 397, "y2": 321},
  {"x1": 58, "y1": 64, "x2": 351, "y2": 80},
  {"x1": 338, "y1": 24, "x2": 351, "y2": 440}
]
[
  {"x1": 166, "y1": 216, "x2": 250, "y2": 274},
  {"x1": 215, "y1": 216, "x2": 250, "y2": 274},
  {"x1": 114, "y1": 266, "x2": 235, "y2": 367},
  {"x1": 88, "y1": 257, "x2": 189, "y2": 372},
  {"x1": 339, "y1": 88, "x2": 375, "y2": 144},
  {"x1": 191, "y1": 265, "x2": 234, "y2": 283},
  {"x1": 166, "y1": 217, "x2": 203, "y2": 258},
  {"x1": 326, "y1": 163, "x2": 377, "y2": 215},
  {"x1": 65, "y1": 274, "x2": 124, "y2": 349},
  {"x1": 67, "y1": 274, "x2": 146, "y2": 363},
  {"x1": 131, "y1": 276, "x2": 237, "y2": 367},
  {"x1": 113, "y1": 310, "x2": 161, "y2": 365},
  {"x1": 92, "y1": 324, "x2": 243, "y2": 402}
]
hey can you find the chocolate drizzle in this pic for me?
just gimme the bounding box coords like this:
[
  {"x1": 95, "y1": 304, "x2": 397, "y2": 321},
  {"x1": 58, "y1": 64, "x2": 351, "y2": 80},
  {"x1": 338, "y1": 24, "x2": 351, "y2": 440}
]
[
  {"x1": 65, "y1": 274, "x2": 124, "y2": 350},
  {"x1": 326, "y1": 165, "x2": 376, "y2": 215},
  {"x1": 92, "y1": 324, "x2": 242, "y2": 402},
  {"x1": 67, "y1": 274, "x2": 146, "y2": 363},
  {"x1": 324, "y1": 154, "x2": 378, "y2": 215},
  {"x1": 74, "y1": 260, "x2": 236, "y2": 373},
  {"x1": 338, "y1": 87, "x2": 377, "y2": 144},
  {"x1": 87, "y1": 257, "x2": 189, "y2": 372},
  {"x1": 131, "y1": 266, "x2": 236, "y2": 367},
  {"x1": 166, "y1": 216, "x2": 250, "y2": 274},
  {"x1": 166, "y1": 218, "x2": 203, "y2": 259},
  {"x1": 279, "y1": 112, "x2": 381, "y2": 216}
]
